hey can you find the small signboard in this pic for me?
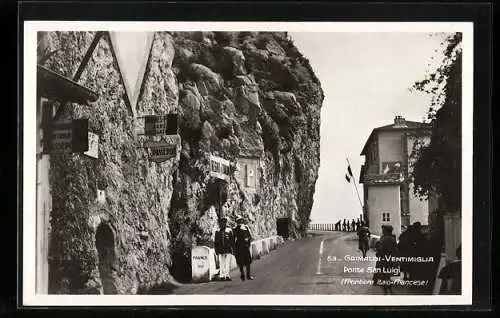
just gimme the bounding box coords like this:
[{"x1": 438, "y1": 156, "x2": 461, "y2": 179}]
[
  {"x1": 44, "y1": 119, "x2": 90, "y2": 154},
  {"x1": 191, "y1": 246, "x2": 211, "y2": 283},
  {"x1": 144, "y1": 140, "x2": 177, "y2": 163},
  {"x1": 84, "y1": 132, "x2": 99, "y2": 159},
  {"x1": 144, "y1": 114, "x2": 178, "y2": 136},
  {"x1": 49, "y1": 120, "x2": 73, "y2": 154},
  {"x1": 209, "y1": 155, "x2": 231, "y2": 181}
]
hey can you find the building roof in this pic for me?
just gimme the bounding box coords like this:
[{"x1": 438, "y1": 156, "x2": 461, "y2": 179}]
[
  {"x1": 360, "y1": 116, "x2": 431, "y2": 155},
  {"x1": 37, "y1": 64, "x2": 99, "y2": 104}
]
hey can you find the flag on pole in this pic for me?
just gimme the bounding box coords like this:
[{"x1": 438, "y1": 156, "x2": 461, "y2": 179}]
[{"x1": 345, "y1": 173, "x2": 351, "y2": 183}]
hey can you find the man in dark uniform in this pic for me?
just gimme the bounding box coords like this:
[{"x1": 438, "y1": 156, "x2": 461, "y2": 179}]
[
  {"x1": 214, "y1": 217, "x2": 234, "y2": 281},
  {"x1": 357, "y1": 221, "x2": 371, "y2": 257},
  {"x1": 351, "y1": 219, "x2": 356, "y2": 232},
  {"x1": 343, "y1": 219, "x2": 347, "y2": 232},
  {"x1": 373, "y1": 224, "x2": 398, "y2": 295},
  {"x1": 233, "y1": 216, "x2": 254, "y2": 281}
]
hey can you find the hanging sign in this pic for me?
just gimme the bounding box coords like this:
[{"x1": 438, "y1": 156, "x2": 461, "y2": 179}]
[
  {"x1": 209, "y1": 155, "x2": 231, "y2": 181},
  {"x1": 44, "y1": 119, "x2": 89, "y2": 154},
  {"x1": 144, "y1": 114, "x2": 178, "y2": 136},
  {"x1": 144, "y1": 140, "x2": 177, "y2": 163}
]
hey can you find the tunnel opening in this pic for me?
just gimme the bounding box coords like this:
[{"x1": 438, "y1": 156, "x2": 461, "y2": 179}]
[
  {"x1": 95, "y1": 222, "x2": 117, "y2": 294},
  {"x1": 276, "y1": 217, "x2": 290, "y2": 239}
]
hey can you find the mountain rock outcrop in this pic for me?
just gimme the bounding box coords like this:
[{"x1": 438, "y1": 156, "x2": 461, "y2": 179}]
[{"x1": 38, "y1": 31, "x2": 323, "y2": 293}]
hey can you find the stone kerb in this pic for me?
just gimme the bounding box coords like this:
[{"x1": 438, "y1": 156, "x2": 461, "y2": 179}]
[
  {"x1": 267, "y1": 236, "x2": 275, "y2": 250},
  {"x1": 261, "y1": 239, "x2": 270, "y2": 255},
  {"x1": 251, "y1": 240, "x2": 263, "y2": 260},
  {"x1": 276, "y1": 236, "x2": 284, "y2": 245}
]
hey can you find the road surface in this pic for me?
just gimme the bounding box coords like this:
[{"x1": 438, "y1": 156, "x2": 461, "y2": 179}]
[{"x1": 171, "y1": 231, "x2": 431, "y2": 295}]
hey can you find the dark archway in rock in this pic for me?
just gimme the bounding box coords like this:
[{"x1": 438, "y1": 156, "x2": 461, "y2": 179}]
[{"x1": 95, "y1": 223, "x2": 117, "y2": 294}]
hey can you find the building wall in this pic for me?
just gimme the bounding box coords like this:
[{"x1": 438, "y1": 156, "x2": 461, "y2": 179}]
[
  {"x1": 364, "y1": 139, "x2": 379, "y2": 174},
  {"x1": 378, "y1": 131, "x2": 404, "y2": 173},
  {"x1": 367, "y1": 185, "x2": 402, "y2": 237},
  {"x1": 36, "y1": 98, "x2": 52, "y2": 294}
]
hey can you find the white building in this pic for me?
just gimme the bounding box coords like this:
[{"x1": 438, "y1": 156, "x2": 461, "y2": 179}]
[{"x1": 359, "y1": 115, "x2": 432, "y2": 237}]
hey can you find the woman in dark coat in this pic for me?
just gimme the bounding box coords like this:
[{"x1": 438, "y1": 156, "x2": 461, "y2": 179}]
[
  {"x1": 357, "y1": 222, "x2": 371, "y2": 257},
  {"x1": 233, "y1": 216, "x2": 254, "y2": 281},
  {"x1": 373, "y1": 224, "x2": 398, "y2": 295}
]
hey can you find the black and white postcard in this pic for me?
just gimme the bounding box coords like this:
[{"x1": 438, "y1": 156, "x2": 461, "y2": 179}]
[{"x1": 22, "y1": 21, "x2": 473, "y2": 306}]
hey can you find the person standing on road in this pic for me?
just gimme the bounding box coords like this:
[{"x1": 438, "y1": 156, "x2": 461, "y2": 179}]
[
  {"x1": 214, "y1": 217, "x2": 234, "y2": 281},
  {"x1": 373, "y1": 224, "x2": 398, "y2": 295},
  {"x1": 343, "y1": 219, "x2": 347, "y2": 232},
  {"x1": 351, "y1": 219, "x2": 356, "y2": 232},
  {"x1": 397, "y1": 224, "x2": 413, "y2": 280},
  {"x1": 357, "y1": 221, "x2": 371, "y2": 257},
  {"x1": 233, "y1": 216, "x2": 254, "y2": 281}
]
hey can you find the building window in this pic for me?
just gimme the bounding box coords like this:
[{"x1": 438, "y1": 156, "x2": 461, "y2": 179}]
[{"x1": 382, "y1": 212, "x2": 390, "y2": 222}]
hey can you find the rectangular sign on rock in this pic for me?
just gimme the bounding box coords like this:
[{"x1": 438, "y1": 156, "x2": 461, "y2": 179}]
[
  {"x1": 49, "y1": 120, "x2": 73, "y2": 154},
  {"x1": 144, "y1": 114, "x2": 178, "y2": 136},
  {"x1": 44, "y1": 119, "x2": 89, "y2": 154},
  {"x1": 84, "y1": 132, "x2": 99, "y2": 159},
  {"x1": 144, "y1": 140, "x2": 177, "y2": 163},
  {"x1": 209, "y1": 155, "x2": 231, "y2": 181}
]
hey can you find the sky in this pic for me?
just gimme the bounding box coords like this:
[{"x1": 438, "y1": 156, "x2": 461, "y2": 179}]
[{"x1": 289, "y1": 32, "x2": 449, "y2": 223}]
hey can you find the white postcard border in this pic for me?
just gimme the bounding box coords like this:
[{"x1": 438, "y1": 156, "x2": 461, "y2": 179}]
[{"x1": 23, "y1": 21, "x2": 474, "y2": 306}]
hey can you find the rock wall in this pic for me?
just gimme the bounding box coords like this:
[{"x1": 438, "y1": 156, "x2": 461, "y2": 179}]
[
  {"x1": 39, "y1": 31, "x2": 323, "y2": 293},
  {"x1": 168, "y1": 31, "x2": 323, "y2": 281}
]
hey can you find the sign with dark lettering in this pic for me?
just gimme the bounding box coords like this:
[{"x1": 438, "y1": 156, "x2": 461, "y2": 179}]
[
  {"x1": 144, "y1": 140, "x2": 177, "y2": 163},
  {"x1": 209, "y1": 155, "x2": 231, "y2": 181},
  {"x1": 44, "y1": 119, "x2": 89, "y2": 154},
  {"x1": 144, "y1": 114, "x2": 178, "y2": 136},
  {"x1": 84, "y1": 132, "x2": 99, "y2": 159},
  {"x1": 191, "y1": 246, "x2": 211, "y2": 283}
]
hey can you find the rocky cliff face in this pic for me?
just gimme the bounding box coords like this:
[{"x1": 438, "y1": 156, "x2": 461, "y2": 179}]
[{"x1": 39, "y1": 31, "x2": 323, "y2": 293}]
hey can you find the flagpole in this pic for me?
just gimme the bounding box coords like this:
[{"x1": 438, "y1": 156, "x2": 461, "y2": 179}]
[{"x1": 346, "y1": 158, "x2": 364, "y2": 211}]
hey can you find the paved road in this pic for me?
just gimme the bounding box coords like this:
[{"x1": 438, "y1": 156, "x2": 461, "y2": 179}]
[{"x1": 171, "y1": 231, "x2": 431, "y2": 295}]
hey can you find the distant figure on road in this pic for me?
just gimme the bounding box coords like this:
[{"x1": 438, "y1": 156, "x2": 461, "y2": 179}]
[
  {"x1": 373, "y1": 224, "x2": 398, "y2": 295},
  {"x1": 342, "y1": 219, "x2": 347, "y2": 232},
  {"x1": 356, "y1": 218, "x2": 361, "y2": 231},
  {"x1": 351, "y1": 219, "x2": 356, "y2": 232},
  {"x1": 233, "y1": 216, "x2": 254, "y2": 281},
  {"x1": 214, "y1": 217, "x2": 234, "y2": 281},
  {"x1": 357, "y1": 221, "x2": 371, "y2": 257}
]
